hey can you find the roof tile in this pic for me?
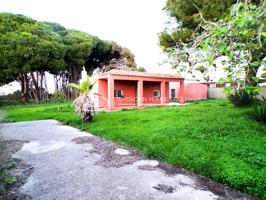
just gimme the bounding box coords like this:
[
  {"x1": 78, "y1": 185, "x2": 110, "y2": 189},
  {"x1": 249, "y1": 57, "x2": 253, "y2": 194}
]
[{"x1": 99, "y1": 69, "x2": 183, "y2": 79}]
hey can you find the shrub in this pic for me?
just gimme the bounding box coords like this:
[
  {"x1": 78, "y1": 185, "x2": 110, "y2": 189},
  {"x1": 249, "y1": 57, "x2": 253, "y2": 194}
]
[
  {"x1": 50, "y1": 91, "x2": 67, "y2": 103},
  {"x1": 251, "y1": 97, "x2": 266, "y2": 123},
  {"x1": 11, "y1": 90, "x2": 21, "y2": 100},
  {"x1": 228, "y1": 88, "x2": 254, "y2": 107}
]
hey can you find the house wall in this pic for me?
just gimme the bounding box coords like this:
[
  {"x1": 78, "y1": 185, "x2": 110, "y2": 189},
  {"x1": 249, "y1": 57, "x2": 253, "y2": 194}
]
[
  {"x1": 143, "y1": 81, "x2": 170, "y2": 104},
  {"x1": 97, "y1": 73, "x2": 182, "y2": 110},
  {"x1": 98, "y1": 79, "x2": 108, "y2": 108},
  {"x1": 143, "y1": 81, "x2": 160, "y2": 103},
  {"x1": 98, "y1": 79, "x2": 172, "y2": 108},
  {"x1": 184, "y1": 83, "x2": 207, "y2": 100},
  {"x1": 170, "y1": 83, "x2": 208, "y2": 101},
  {"x1": 165, "y1": 82, "x2": 170, "y2": 103},
  {"x1": 113, "y1": 80, "x2": 170, "y2": 105},
  {"x1": 114, "y1": 80, "x2": 137, "y2": 106}
]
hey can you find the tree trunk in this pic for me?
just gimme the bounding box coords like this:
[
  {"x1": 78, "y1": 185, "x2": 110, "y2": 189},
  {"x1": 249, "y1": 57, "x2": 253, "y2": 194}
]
[
  {"x1": 31, "y1": 72, "x2": 41, "y2": 102},
  {"x1": 43, "y1": 72, "x2": 48, "y2": 100},
  {"x1": 19, "y1": 74, "x2": 30, "y2": 103},
  {"x1": 40, "y1": 71, "x2": 44, "y2": 101},
  {"x1": 54, "y1": 75, "x2": 58, "y2": 91}
]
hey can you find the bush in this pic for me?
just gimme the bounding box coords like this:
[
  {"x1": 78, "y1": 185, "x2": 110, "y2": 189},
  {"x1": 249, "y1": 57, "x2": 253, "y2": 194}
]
[
  {"x1": 0, "y1": 100, "x2": 22, "y2": 107},
  {"x1": 50, "y1": 91, "x2": 67, "y2": 103},
  {"x1": 228, "y1": 88, "x2": 254, "y2": 107},
  {"x1": 251, "y1": 97, "x2": 266, "y2": 123}
]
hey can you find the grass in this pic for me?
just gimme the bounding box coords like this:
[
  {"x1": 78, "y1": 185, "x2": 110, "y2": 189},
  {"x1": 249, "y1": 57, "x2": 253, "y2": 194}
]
[{"x1": 1, "y1": 100, "x2": 266, "y2": 199}]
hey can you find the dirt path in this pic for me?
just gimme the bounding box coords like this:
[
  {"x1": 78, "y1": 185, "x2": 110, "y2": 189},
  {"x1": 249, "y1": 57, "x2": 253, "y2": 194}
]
[{"x1": 0, "y1": 120, "x2": 258, "y2": 200}]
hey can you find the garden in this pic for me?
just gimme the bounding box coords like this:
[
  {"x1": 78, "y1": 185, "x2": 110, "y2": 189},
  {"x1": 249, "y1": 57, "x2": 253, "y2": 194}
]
[{"x1": 1, "y1": 99, "x2": 266, "y2": 199}]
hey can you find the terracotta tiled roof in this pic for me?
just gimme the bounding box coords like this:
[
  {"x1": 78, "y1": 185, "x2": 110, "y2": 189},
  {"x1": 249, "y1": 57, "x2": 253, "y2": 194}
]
[{"x1": 99, "y1": 69, "x2": 183, "y2": 79}]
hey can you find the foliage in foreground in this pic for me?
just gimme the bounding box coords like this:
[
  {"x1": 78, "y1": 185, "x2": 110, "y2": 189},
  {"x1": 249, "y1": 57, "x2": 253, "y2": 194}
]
[
  {"x1": 228, "y1": 88, "x2": 254, "y2": 107},
  {"x1": 1, "y1": 100, "x2": 266, "y2": 199},
  {"x1": 251, "y1": 97, "x2": 266, "y2": 123}
]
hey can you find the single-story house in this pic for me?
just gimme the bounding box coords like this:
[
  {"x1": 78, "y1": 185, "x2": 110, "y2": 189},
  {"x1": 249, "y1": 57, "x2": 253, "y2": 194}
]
[{"x1": 94, "y1": 70, "x2": 186, "y2": 110}]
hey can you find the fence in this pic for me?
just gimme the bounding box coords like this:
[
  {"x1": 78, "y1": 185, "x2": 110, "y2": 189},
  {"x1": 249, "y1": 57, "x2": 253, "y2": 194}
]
[{"x1": 208, "y1": 85, "x2": 266, "y2": 99}]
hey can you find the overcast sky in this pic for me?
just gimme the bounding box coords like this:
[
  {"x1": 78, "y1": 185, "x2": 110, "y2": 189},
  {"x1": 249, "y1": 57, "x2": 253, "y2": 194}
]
[{"x1": 0, "y1": 0, "x2": 170, "y2": 72}]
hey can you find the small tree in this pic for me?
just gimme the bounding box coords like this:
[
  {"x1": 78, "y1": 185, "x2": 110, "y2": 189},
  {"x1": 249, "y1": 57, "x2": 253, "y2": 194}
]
[
  {"x1": 164, "y1": 1, "x2": 266, "y2": 103},
  {"x1": 68, "y1": 76, "x2": 96, "y2": 122}
]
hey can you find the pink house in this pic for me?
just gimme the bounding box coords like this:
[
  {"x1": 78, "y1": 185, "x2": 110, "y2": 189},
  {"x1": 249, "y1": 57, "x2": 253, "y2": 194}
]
[{"x1": 96, "y1": 70, "x2": 185, "y2": 110}]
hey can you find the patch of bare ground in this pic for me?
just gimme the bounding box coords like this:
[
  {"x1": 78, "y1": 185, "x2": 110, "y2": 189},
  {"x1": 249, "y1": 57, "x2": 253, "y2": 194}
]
[
  {"x1": 72, "y1": 136, "x2": 143, "y2": 168},
  {"x1": 0, "y1": 140, "x2": 32, "y2": 200}
]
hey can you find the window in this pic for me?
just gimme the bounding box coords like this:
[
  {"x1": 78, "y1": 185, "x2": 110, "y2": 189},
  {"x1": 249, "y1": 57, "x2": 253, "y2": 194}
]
[
  {"x1": 114, "y1": 90, "x2": 124, "y2": 98},
  {"x1": 171, "y1": 89, "x2": 176, "y2": 99},
  {"x1": 153, "y1": 90, "x2": 160, "y2": 97}
]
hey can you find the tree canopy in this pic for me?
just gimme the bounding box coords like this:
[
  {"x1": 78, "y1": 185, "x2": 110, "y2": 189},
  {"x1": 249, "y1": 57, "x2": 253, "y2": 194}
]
[
  {"x1": 0, "y1": 13, "x2": 65, "y2": 83},
  {"x1": 159, "y1": 0, "x2": 261, "y2": 49},
  {"x1": 0, "y1": 13, "x2": 136, "y2": 102}
]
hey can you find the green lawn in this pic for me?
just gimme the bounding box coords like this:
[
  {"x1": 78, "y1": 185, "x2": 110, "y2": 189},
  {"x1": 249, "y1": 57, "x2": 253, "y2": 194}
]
[{"x1": 1, "y1": 100, "x2": 266, "y2": 199}]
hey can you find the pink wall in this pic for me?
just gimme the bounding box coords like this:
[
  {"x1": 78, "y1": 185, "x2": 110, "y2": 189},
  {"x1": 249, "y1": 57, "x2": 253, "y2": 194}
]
[
  {"x1": 173, "y1": 83, "x2": 207, "y2": 100},
  {"x1": 143, "y1": 82, "x2": 160, "y2": 103},
  {"x1": 139, "y1": 81, "x2": 169, "y2": 104},
  {"x1": 99, "y1": 80, "x2": 171, "y2": 107},
  {"x1": 165, "y1": 82, "x2": 170, "y2": 103},
  {"x1": 98, "y1": 79, "x2": 108, "y2": 108},
  {"x1": 114, "y1": 80, "x2": 137, "y2": 106},
  {"x1": 97, "y1": 73, "x2": 185, "y2": 110},
  {"x1": 114, "y1": 80, "x2": 170, "y2": 105}
]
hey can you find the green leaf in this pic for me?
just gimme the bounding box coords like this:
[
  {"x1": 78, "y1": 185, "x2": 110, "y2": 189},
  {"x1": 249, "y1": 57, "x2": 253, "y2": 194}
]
[
  {"x1": 242, "y1": 30, "x2": 249, "y2": 36},
  {"x1": 218, "y1": 43, "x2": 228, "y2": 54},
  {"x1": 218, "y1": 78, "x2": 226, "y2": 84},
  {"x1": 68, "y1": 83, "x2": 80, "y2": 91},
  {"x1": 252, "y1": 77, "x2": 260, "y2": 83},
  {"x1": 208, "y1": 56, "x2": 215, "y2": 65}
]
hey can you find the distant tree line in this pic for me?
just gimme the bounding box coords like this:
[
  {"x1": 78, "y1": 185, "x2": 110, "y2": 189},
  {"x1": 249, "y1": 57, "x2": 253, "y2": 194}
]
[{"x1": 0, "y1": 13, "x2": 136, "y2": 102}]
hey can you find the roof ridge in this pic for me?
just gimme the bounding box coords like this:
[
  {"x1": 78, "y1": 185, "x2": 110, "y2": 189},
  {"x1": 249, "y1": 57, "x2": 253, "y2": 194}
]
[{"x1": 99, "y1": 69, "x2": 183, "y2": 79}]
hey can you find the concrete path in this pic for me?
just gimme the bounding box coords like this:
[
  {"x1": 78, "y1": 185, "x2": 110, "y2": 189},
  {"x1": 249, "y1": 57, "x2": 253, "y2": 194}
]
[{"x1": 0, "y1": 120, "x2": 256, "y2": 200}]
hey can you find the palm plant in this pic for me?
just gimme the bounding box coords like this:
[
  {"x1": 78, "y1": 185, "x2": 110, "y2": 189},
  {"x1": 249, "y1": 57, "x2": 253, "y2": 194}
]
[{"x1": 68, "y1": 76, "x2": 96, "y2": 122}]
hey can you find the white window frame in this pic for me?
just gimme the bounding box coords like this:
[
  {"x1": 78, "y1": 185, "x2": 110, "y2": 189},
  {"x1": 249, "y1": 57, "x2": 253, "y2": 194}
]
[
  {"x1": 114, "y1": 89, "x2": 124, "y2": 98},
  {"x1": 153, "y1": 90, "x2": 160, "y2": 97}
]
